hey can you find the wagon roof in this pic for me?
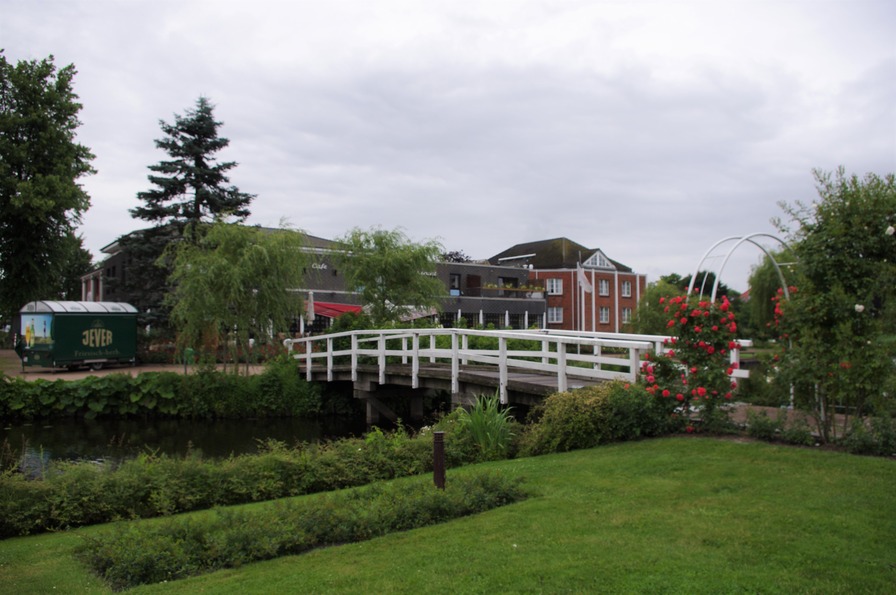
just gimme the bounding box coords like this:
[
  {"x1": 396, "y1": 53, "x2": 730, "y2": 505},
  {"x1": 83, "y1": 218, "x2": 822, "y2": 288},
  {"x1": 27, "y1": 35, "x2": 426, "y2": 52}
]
[{"x1": 20, "y1": 301, "x2": 138, "y2": 314}]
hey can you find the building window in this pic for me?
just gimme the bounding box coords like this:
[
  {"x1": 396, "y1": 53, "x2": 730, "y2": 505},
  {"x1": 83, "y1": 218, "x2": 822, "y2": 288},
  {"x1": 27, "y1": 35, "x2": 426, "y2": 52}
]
[
  {"x1": 599, "y1": 307, "x2": 610, "y2": 324},
  {"x1": 599, "y1": 279, "x2": 610, "y2": 296},
  {"x1": 622, "y1": 307, "x2": 632, "y2": 323},
  {"x1": 547, "y1": 307, "x2": 563, "y2": 324},
  {"x1": 622, "y1": 280, "x2": 632, "y2": 297},
  {"x1": 449, "y1": 274, "x2": 461, "y2": 290},
  {"x1": 546, "y1": 278, "x2": 563, "y2": 295}
]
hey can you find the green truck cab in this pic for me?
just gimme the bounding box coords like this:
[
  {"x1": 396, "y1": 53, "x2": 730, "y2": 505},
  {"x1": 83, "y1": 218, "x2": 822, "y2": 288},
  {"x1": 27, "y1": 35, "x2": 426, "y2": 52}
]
[{"x1": 15, "y1": 301, "x2": 138, "y2": 371}]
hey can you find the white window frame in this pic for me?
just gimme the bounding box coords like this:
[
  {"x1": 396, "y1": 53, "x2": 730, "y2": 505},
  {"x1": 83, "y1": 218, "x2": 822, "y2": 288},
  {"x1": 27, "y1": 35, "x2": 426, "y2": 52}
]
[
  {"x1": 622, "y1": 280, "x2": 632, "y2": 298},
  {"x1": 599, "y1": 279, "x2": 610, "y2": 296},
  {"x1": 546, "y1": 278, "x2": 563, "y2": 295},
  {"x1": 547, "y1": 306, "x2": 564, "y2": 324},
  {"x1": 622, "y1": 307, "x2": 632, "y2": 323},
  {"x1": 599, "y1": 306, "x2": 611, "y2": 324}
]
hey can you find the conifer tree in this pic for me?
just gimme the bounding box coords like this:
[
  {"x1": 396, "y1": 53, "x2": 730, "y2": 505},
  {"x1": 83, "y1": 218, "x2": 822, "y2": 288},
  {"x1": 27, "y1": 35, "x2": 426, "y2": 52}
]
[{"x1": 131, "y1": 96, "x2": 253, "y2": 230}]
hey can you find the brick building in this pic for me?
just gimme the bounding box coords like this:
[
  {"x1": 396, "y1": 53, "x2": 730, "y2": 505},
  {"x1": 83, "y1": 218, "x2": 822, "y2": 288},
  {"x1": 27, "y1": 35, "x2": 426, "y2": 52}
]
[
  {"x1": 490, "y1": 237, "x2": 646, "y2": 332},
  {"x1": 81, "y1": 228, "x2": 546, "y2": 332}
]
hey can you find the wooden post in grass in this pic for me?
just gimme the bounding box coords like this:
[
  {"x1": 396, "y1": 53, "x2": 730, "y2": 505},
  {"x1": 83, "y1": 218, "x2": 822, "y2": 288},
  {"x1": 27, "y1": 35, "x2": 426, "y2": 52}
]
[{"x1": 433, "y1": 431, "x2": 446, "y2": 489}]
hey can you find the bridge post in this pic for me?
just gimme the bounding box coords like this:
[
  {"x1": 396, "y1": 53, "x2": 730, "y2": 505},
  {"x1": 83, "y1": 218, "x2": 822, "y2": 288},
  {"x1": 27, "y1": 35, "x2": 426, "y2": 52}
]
[
  {"x1": 351, "y1": 333, "x2": 358, "y2": 382},
  {"x1": 326, "y1": 337, "x2": 333, "y2": 382},
  {"x1": 378, "y1": 335, "x2": 386, "y2": 385},
  {"x1": 305, "y1": 340, "x2": 312, "y2": 382},
  {"x1": 412, "y1": 332, "x2": 420, "y2": 389},
  {"x1": 498, "y1": 337, "x2": 508, "y2": 404},
  {"x1": 557, "y1": 343, "x2": 568, "y2": 393},
  {"x1": 451, "y1": 332, "x2": 459, "y2": 394}
]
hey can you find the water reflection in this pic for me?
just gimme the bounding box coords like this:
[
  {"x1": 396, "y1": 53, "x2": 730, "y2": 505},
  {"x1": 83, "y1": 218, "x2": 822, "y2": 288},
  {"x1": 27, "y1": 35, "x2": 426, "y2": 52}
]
[{"x1": 2, "y1": 417, "x2": 369, "y2": 470}]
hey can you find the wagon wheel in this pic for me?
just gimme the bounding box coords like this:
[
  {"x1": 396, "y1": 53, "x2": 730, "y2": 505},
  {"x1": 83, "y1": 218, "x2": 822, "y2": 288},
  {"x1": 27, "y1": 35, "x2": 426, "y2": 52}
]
[{"x1": 89, "y1": 363, "x2": 104, "y2": 371}]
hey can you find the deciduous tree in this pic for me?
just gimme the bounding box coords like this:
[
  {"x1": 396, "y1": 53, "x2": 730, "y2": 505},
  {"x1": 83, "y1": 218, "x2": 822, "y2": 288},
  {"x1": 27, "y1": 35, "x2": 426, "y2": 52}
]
[
  {"x1": 774, "y1": 168, "x2": 896, "y2": 441},
  {"x1": 166, "y1": 222, "x2": 307, "y2": 373},
  {"x1": 337, "y1": 227, "x2": 444, "y2": 325},
  {"x1": 0, "y1": 52, "x2": 94, "y2": 327}
]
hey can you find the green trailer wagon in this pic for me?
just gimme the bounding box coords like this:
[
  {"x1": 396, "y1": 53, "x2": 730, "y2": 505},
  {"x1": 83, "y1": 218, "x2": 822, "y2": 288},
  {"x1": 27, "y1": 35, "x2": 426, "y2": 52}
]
[{"x1": 15, "y1": 301, "x2": 138, "y2": 371}]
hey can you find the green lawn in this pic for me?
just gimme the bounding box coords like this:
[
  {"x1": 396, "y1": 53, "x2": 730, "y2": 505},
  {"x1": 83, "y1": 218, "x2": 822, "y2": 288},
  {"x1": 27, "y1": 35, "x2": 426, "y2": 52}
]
[{"x1": 1, "y1": 437, "x2": 894, "y2": 593}]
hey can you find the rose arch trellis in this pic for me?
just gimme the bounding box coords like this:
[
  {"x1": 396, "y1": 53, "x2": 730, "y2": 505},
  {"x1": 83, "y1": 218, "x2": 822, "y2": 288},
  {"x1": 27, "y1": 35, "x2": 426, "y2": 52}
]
[{"x1": 686, "y1": 233, "x2": 795, "y2": 302}]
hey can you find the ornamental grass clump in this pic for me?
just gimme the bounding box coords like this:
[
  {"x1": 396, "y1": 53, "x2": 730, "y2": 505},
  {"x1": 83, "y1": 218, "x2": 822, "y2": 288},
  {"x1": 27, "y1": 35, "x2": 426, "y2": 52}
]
[
  {"x1": 644, "y1": 294, "x2": 742, "y2": 430},
  {"x1": 451, "y1": 393, "x2": 516, "y2": 461}
]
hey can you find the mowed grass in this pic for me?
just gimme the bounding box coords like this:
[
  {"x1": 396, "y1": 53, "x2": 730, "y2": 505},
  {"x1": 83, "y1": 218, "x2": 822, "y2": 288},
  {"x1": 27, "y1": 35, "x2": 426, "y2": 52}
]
[{"x1": 1, "y1": 437, "x2": 894, "y2": 594}]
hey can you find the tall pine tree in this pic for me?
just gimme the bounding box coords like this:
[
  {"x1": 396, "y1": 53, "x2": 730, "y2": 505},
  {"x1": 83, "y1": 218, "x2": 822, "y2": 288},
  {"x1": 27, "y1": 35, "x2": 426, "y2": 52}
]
[
  {"x1": 131, "y1": 96, "x2": 254, "y2": 229},
  {"x1": 116, "y1": 97, "x2": 254, "y2": 323}
]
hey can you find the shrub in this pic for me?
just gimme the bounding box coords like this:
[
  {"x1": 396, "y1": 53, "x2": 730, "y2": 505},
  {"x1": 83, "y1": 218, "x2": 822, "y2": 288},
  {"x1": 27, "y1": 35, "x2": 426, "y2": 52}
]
[
  {"x1": 0, "y1": 363, "x2": 322, "y2": 420},
  {"x1": 0, "y1": 423, "x2": 481, "y2": 538},
  {"x1": 842, "y1": 416, "x2": 896, "y2": 456},
  {"x1": 746, "y1": 409, "x2": 784, "y2": 441},
  {"x1": 518, "y1": 382, "x2": 673, "y2": 456},
  {"x1": 76, "y1": 472, "x2": 528, "y2": 590}
]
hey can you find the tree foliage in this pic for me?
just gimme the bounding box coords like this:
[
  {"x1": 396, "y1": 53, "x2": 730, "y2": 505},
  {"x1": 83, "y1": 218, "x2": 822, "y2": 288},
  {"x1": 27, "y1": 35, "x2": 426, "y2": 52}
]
[
  {"x1": 632, "y1": 278, "x2": 684, "y2": 335},
  {"x1": 442, "y1": 250, "x2": 473, "y2": 263},
  {"x1": 337, "y1": 227, "x2": 444, "y2": 325},
  {"x1": 774, "y1": 168, "x2": 896, "y2": 441},
  {"x1": 131, "y1": 96, "x2": 253, "y2": 233},
  {"x1": 166, "y1": 223, "x2": 307, "y2": 373},
  {"x1": 745, "y1": 248, "x2": 797, "y2": 338},
  {"x1": 0, "y1": 52, "x2": 94, "y2": 325},
  {"x1": 110, "y1": 225, "x2": 182, "y2": 321}
]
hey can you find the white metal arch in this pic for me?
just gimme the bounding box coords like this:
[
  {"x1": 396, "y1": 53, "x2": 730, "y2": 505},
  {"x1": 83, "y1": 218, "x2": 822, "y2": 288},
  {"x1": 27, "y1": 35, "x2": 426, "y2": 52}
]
[{"x1": 686, "y1": 233, "x2": 794, "y2": 302}]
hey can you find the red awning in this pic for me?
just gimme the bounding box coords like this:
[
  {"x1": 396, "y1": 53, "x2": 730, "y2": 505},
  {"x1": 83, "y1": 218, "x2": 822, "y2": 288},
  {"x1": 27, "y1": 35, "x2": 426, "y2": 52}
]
[{"x1": 313, "y1": 301, "x2": 363, "y2": 318}]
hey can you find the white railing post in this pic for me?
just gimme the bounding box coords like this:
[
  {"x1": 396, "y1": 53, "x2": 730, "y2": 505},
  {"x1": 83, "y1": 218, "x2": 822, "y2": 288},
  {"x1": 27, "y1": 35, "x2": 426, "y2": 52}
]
[
  {"x1": 326, "y1": 337, "x2": 334, "y2": 381},
  {"x1": 412, "y1": 332, "x2": 420, "y2": 389},
  {"x1": 542, "y1": 338, "x2": 549, "y2": 365},
  {"x1": 498, "y1": 336, "x2": 508, "y2": 404},
  {"x1": 429, "y1": 333, "x2": 437, "y2": 363},
  {"x1": 401, "y1": 336, "x2": 408, "y2": 364},
  {"x1": 305, "y1": 340, "x2": 313, "y2": 382},
  {"x1": 556, "y1": 339, "x2": 568, "y2": 393},
  {"x1": 351, "y1": 333, "x2": 358, "y2": 382},
  {"x1": 378, "y1": 333, "x2": 386, "y2": 385},
  {"x1": 461, "y1": 333, "x2": 469, "y2": 365},
  {"x1": 451, "y1": 332, "x2": 459, "y2": 394},
  {"x1": 630, "y1": 347, "x2": 642, "y2": 382}
]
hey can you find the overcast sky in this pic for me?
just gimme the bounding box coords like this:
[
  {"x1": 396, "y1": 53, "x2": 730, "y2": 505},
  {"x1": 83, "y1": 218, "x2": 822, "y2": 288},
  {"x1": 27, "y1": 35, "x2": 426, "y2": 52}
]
[{"x1": 4, "y1": 0, "x2": 894, "y2": 290}]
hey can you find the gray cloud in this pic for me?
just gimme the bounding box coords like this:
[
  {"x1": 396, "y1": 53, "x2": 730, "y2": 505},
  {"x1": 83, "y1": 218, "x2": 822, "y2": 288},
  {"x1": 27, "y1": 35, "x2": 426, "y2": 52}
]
[{"x1": 3, "y1": 0, "x2": 894, "y2": 290}]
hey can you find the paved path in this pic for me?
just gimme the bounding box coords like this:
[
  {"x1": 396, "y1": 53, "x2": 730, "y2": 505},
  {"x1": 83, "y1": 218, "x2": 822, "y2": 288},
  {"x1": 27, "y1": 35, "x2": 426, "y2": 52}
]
[{"x1": 0, "y1": 349, "x2": 261, "y2": 381}]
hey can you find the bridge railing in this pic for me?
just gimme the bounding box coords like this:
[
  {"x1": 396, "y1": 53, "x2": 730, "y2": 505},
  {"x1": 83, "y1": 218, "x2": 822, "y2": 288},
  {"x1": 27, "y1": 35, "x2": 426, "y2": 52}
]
[{"x1": 284, "y1": 328, "x2": 662, "y2": 404}]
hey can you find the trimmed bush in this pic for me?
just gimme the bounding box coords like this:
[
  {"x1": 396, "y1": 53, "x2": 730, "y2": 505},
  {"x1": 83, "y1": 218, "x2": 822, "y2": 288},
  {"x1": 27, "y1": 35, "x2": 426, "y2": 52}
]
[
  {"x1": 76, "y1": 472, "x2": 528, "y2": 591},
  {"x1": 0, "y1": 425, "x2": 476, "y2": 538},
  {"x1": 0, "y1": 364, "x2": 322, "y2": 420},
  {"x1": 518, "y1": 381, "x2": 673, "y2": 456}
]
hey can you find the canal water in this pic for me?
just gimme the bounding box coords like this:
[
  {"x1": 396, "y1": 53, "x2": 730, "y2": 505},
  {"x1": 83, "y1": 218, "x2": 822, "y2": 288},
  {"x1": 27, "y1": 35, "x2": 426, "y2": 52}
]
[{"x1": 1, "y1": 416, "x2": 370, "y2": 472}]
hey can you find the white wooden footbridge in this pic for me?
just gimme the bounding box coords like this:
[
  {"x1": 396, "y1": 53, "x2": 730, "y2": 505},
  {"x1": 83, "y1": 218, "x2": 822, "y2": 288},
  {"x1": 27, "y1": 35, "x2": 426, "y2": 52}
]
[{"x1": 284, "y1": 328, "x2": 750, "y2": 423}]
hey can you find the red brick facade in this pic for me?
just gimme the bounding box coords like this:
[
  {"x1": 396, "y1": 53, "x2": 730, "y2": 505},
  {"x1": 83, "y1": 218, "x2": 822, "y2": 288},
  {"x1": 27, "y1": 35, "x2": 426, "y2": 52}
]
[
  {"x1": 529, "y1": 268, "x2": 646, "y2": 331},
  {"x1": 490, "y1": 238, "x2": 646, "y2": 332}
]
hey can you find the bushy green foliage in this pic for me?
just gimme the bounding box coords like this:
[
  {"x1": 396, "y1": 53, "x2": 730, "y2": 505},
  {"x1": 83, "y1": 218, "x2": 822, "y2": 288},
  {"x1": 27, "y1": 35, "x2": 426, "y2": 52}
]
[
  {"x1": 841, "y1": 416, "x2": 896, "y2": 456},
  {"x1": 0, "y1": 364, "x2": 321, "y2": 420},
  {"x1": 0, "y1": 424, "x2": 482, "y2": 538},
  {"x1": 745, "y1": 409, "x2": 816, "y2": 446},
  {"x1": 76, "y1": 472, "x2": 527, "y2": 590},
  {"x1": 518, "y1": 382, "x2": 673, "y2": 456},
  {"x1": 745, "y1": 409, "x2": 783, "y2": 441},
  {"x1": 774, "y1": 168, "x2": 896, "y2": 442}
]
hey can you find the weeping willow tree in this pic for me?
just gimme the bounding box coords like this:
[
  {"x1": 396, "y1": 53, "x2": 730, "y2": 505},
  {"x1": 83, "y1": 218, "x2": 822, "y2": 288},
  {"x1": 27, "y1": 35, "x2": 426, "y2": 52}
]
[{"x1": 166, "y1": 222, "x2": 307, "y2": 373}]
